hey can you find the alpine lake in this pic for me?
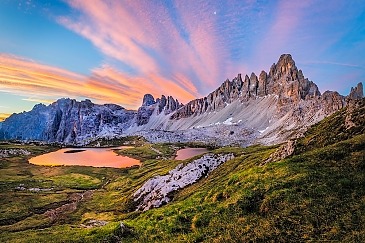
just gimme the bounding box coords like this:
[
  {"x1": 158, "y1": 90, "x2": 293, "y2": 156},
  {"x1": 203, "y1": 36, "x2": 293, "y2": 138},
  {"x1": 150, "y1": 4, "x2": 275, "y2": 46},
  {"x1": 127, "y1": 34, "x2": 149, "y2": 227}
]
[{"x1": 28, "y1": 145, "x2": 209, "y2": 168}]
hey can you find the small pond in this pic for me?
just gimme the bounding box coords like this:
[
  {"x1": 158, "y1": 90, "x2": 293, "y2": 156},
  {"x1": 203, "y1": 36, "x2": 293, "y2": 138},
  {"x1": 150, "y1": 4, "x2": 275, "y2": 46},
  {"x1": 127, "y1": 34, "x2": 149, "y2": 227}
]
[
  {"x1": 175, "y1": 147, "x2": 209, "y2": 160},
  {"x1": 29, "y1": 147, "x2": 141, "y2": 168}
]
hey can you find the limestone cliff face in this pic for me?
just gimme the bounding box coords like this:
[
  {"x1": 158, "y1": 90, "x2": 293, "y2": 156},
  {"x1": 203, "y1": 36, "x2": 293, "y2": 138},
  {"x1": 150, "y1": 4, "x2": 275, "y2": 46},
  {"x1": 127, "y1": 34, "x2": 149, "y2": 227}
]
[
  {"x1": 171, "y1": 54, "x2": 343, "y2": 121},
  {"x1": 348, "y1": 82, "x2": 364, "y2": 100},
  {"x1": 136, "y1": 94, "x2": 182, "y2": 126},
  {"x1": 0, "y1": 98, "x2": 135, "y2": 143}
]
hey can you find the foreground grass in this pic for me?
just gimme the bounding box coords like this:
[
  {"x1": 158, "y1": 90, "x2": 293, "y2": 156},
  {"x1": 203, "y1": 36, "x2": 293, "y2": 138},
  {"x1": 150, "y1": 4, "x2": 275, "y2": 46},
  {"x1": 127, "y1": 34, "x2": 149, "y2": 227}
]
[
  {"x1": 113, "y1": 134, "x2": 363, "y2": 242},
  {"x1": 0, "y1": 142, "x2": 202, "y2": 242},
  {"x1": 1, "y1": 134, "x2": 364, "y2": 242}
]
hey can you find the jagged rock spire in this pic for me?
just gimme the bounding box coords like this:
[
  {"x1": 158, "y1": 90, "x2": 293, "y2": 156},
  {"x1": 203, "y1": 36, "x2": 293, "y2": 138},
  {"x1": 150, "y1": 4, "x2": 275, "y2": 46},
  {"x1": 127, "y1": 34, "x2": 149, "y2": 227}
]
[
  {"x1": 171, "y1": 54, "x2": 322, "y2": 119},
  {"x1": 348, "y1": 82, "x2": 364, "y2": 100},
  {"x1": 136, "y1": 93, "x2": 183, "y2": 126},
  {"x1": 142, "y1": 94, "x2": 155, "y2": 106}
]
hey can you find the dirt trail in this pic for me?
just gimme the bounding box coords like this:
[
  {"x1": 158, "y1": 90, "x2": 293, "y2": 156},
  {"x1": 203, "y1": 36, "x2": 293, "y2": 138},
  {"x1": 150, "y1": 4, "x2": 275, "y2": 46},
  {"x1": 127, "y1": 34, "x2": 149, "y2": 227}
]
[{"x1": 44, "y1": 191, "x2": 93, "y2": 222}]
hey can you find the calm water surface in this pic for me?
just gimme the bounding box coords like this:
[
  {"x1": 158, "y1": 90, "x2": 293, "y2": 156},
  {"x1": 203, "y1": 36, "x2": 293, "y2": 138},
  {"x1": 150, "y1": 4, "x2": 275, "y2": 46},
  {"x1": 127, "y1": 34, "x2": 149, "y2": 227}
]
[
  {"x1": 29, "y1": 147, "x2": 141, "y2": 168},
  {"x1": 175, "y1": 148, "x2": 208, "y2": 160}
]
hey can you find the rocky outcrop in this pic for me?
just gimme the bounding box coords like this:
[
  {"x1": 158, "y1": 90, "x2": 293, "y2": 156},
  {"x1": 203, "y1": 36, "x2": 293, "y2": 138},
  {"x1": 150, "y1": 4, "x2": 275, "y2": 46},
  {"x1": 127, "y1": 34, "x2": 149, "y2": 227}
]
[
  {"x1": 136, "y1": 94, "x2": 157, "y2": 126},
  {"x1": 0, "y1": 149, "x2": 31, "y2": 158},
  {"x1": 348, "y1": 82, "x2": 364, "y2": 100},
  {"x1": 345, "y1": 96, "x2": 365, "y2": 129},
  {"x1": 262, "y1": 140, "x2": 296, "y2": 165},
  {"x1": 321, "y1": 91, "x2": 345, "y2": 115},
  {"x1": 171, "y1": 54, "x2": 323, "y2": 119},
  {"x1": 171, "y1": 74, "x2": 245, "y2": 119},
  {"x1": 258, "y1": 71, "x2": 268, "y2": 96},
  {"x1": 141, "y1": 94, "x2": 155, "y2": 106},
  {"x1": 136, "y1": 94, "x2": 182, "y2": 126},
  {"x1": 133, "y1": 153, "x2": 234, "y2": 211}
]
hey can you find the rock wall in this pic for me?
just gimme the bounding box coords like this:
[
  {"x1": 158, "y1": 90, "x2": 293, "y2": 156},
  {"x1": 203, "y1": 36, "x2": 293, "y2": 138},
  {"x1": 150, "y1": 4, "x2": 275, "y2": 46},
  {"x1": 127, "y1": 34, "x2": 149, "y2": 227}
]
[
  {"x1": 0, "y1": 98, "x2": 135, "y2": 143},
  {"x1": 136, "y1": 94, "x2": 182, "y2": 126},
  {"x1": 171, "y1": 54, "x2": 328, "y2": 120}
]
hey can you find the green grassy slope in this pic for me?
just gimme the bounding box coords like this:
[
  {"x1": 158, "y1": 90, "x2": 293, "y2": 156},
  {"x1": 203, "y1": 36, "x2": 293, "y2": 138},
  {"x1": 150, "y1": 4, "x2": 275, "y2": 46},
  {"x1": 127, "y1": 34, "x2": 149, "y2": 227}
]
[{"x1": 0, "y1": 99, "x2": 364, "y2": 242}]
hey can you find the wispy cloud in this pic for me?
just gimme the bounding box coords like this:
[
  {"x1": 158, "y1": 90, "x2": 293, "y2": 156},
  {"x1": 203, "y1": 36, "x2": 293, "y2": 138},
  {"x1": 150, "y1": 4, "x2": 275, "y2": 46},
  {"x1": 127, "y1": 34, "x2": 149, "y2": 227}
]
[
  {"x1": 0, "y1": 113, "x2": 11, "y2": 121},
  {"x1": 21, "y1": 97, "x2": 54, "y2": 104},
  {"x1": 300, "y1": 61, "x2": 365, "y2": 69},
  {"x1": 255, "y1": 0, "x2": 314, "y2": 67},
  {"x1": 0, "y1": 54, "x2": 196, "y2": 109},
  {"x1": 57, "y1": 0, "x2": 236, "y2": 94}
]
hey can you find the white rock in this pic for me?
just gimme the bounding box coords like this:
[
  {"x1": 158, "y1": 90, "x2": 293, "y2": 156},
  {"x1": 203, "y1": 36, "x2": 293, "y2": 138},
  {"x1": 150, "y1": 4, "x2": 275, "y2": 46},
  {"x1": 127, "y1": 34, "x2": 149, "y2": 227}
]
[{"x1": 133, "y1": 153, "x2": 234, "y2": 211}]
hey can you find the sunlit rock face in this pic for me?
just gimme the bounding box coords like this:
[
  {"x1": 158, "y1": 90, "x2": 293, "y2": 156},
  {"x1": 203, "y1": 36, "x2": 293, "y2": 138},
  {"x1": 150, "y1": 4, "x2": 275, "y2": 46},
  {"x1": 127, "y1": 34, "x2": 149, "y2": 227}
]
[
  {"x1": 167, "y1": 54, "x2": 362, "y2": 145},
  {"x1": 171, "y1": 54, "x2": 325, "y2": 119}
]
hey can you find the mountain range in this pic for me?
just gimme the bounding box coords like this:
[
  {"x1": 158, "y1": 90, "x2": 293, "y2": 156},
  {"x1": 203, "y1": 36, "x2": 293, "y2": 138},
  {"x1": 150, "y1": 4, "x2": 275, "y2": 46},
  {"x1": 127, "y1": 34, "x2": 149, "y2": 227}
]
[{"x1": 0, "y1": 54, "x2": 363, "y2": 146}]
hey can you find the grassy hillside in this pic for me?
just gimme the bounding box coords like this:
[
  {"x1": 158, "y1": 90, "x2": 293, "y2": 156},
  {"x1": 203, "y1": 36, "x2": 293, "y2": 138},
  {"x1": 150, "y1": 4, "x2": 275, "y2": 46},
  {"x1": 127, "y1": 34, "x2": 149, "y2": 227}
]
[{"x1": 0, "y1": 99, "x2": 364, "y2": 242}]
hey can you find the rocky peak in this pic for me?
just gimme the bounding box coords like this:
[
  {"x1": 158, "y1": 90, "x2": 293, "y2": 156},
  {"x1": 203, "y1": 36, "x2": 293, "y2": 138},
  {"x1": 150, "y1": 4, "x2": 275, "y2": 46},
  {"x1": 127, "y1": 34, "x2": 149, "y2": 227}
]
[
  {"x1": 243, "y1": 74, "x2": 250, "y2": 92},
  {"x1": 249, "y1": 72, "x2": 258, "y2": 96},
  {"x1": 348, "y1": 82, "x2": 364, "y2": 100},
  {"x1": 155, "y1": 95, "x2": 182, "y2": 114},
  {"x1": 137, "y1": 94, "x2": 182, "y2": 126},
  {"x1": 171, "y1": 54, "x2": 338, "y2": 121},
  {"x1": 172, "y1": 54, "x2": 321, "y2": 120},
  {"x1": 171, "y1": 73, "x2": 247, "y2": 119},
  {"x1": 276, "y1": 54, "x2": 296, "y2": 74},
  {"x1": 258, "y1": 70, "x2": 268, "y2": 96},
  {"x1": 269, "y1": 54, "x2": 300, "y2": 83},
  {"x1": 321, "y1": 91, "x2": 345, "y2": 115},
  {"x1": 142, "y1": 94, "x2": 156, "y2": 106}
]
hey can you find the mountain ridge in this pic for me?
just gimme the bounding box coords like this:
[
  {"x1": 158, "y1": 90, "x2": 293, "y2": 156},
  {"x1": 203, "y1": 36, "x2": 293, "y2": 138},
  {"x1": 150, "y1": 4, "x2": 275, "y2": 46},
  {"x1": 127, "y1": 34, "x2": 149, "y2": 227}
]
[{"x1": 0, "y1": 54, "x2": 363, "y2": 146}]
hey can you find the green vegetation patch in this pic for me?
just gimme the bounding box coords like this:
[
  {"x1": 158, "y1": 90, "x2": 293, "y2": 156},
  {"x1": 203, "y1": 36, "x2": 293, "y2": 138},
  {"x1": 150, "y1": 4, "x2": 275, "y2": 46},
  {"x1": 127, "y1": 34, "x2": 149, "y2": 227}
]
[{"x1": 49, "y1": 173, "x2": 102, "y2": 190}]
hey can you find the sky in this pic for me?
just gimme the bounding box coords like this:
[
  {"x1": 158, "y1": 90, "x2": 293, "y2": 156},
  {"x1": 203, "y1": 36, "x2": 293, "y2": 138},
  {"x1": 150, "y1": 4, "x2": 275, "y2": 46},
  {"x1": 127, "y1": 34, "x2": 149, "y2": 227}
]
[{"x1": 0, "y1": 0, "x2": 364, "y2": 118}]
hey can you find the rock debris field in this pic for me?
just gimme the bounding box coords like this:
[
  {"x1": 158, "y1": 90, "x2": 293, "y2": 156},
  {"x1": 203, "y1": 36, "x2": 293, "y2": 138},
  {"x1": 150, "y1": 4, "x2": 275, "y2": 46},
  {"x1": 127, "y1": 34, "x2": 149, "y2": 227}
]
[{"x1": 133, "y1": 153, "x2": 234, "y2": 211}]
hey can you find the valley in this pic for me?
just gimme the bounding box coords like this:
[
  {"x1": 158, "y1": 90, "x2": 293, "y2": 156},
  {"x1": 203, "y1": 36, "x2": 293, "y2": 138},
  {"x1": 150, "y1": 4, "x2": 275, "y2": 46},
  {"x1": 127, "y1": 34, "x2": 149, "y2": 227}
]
[{"x1": 0, "y1": 98, "x2": 364, "y2": 242}]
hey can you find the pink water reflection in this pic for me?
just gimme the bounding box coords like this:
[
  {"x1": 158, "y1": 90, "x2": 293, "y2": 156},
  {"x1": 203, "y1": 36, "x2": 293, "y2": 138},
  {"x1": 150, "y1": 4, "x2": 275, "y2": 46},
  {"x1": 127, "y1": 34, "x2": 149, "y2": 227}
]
[
  {"x1": 29, "y1": 147, "x2": 141, "y2": 168},
  {"x1": 175, "y1": 148, "x2": 208, "y2": 160}
]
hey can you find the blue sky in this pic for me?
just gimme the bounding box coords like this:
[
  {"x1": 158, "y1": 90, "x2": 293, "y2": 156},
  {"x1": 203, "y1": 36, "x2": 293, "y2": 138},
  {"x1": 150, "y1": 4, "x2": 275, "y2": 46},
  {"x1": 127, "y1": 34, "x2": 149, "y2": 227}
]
[{"x1": 0, "y1": 0, "x2": 364, "y2": 117}]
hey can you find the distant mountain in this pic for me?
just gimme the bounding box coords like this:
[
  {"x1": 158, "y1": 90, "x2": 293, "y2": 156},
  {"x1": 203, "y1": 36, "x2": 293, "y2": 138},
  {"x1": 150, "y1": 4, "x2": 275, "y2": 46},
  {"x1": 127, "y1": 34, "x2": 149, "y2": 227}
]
[
  {"x1": 0, "y1": 54, "x2": 363, "y2": 145},
  {"x1": 0, "y1": 99, "x2": 133, "y2": 143}
]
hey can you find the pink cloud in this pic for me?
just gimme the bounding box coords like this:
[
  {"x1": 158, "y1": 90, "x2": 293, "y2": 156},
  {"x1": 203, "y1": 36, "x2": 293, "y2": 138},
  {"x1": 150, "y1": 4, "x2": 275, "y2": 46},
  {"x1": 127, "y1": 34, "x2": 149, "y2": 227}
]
[
  {"x1": 256, "y1": 0, "x2": 314, "y2": 64},
  {"x1": 0, "y1": 54, "x2": 196, "y2": 109},
  {"x1": 58, "y1": 0, "x2": 232, "y2": 97}
]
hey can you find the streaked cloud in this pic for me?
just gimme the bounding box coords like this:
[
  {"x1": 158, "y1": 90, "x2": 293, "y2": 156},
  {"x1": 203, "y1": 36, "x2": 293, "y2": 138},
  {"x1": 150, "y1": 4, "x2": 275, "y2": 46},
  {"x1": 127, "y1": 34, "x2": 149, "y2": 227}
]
[
  {"x1": 0, "y1": 54, "x2": 196, "y2": 109},
  {"x1": 58, "y1": 0, "x2": 236, "y2": 94},
  {"x1": 0, "y1": 113, "x2": 10, "y2": 121},
  {"x1": 21, "y1": 97, "x2": 54, "y2": 104},
  {"x1": 0, "y1": 113, "x2": 11, "y2": 121},
  {"x1": 300, "y1": 61, "x2": 365, "y2": 70}
]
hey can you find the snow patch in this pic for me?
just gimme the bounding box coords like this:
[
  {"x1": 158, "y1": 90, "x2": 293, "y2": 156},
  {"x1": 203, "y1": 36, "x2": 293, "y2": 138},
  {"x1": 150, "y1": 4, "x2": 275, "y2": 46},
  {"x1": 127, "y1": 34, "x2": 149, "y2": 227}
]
[
  {"x1": 259, "y1": 127, "x2": 269, "y2": 134},
  {"x1": 223, "y1": 117, "x2": 233, "y2": 125}
]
